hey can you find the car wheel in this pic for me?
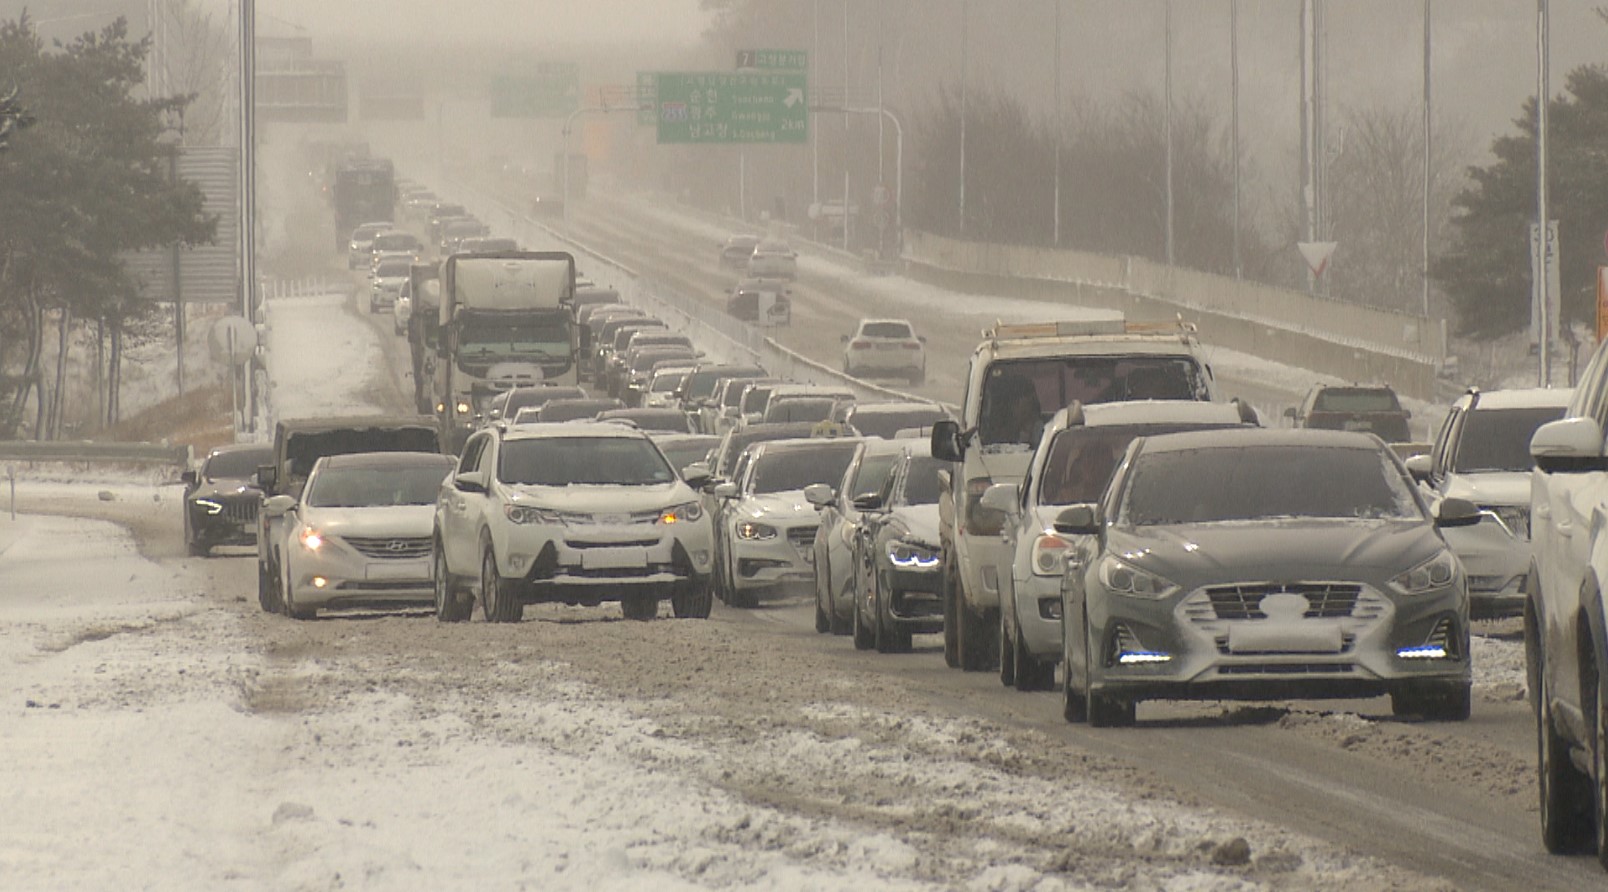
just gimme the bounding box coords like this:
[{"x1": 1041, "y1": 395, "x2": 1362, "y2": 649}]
[
  {"x1": 1012, "y1": 619, "x2": 1054, "y2": 692},
  {"x1": 670, "y1": 579, "x2": 712, "y2": 619},
  {"x1": 1422, "y1": 682, "x2": 1472, "y2": 722},
  {"x1": 257, "y1": 562, "x2": 280, "y2": 613},
  {"x1": 725, "y1": 556, "x2": 755, "y2": 608},
  {"x1": 813, "y1": 551, "x2": 832, "y2": 633},
  {"x1": 621, "y1": 594, "x2": 658, "y2": 621},
  {"x1": 281, "y1": 559, "x2": 315, "y2": 621},
  {"x1": 1594, "y1": 660, "x2": 1608, "y2": 870},
  {"x1": 852, "y1": 589, "x2": 874, "y2": 651},
  {"x1": 941, "y1": 555, "x2": 961, "y2": 669},
  {"x1": 998, "y1": 606, "x2": 1018, "y2": 687},
  {"x1": 1088, "y1": 691, "x2": 1136, "y2": 728},
  {"x1": 433, "y1": 544, "x2": 470, "y2": 623},
  {"x1": 1537, "y1": 655, "x2": 1594, "y2": 853},
  {"x1": 958, "y1": 605, "x2": 998, "y2": 673},
  {"x1": 480, "y1": 547, "x2": 524, "y2": 623}
]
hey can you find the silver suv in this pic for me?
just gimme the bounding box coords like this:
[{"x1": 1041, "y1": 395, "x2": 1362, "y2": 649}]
[{"x1": 432, "y1": 423, "x2": 714, "y2": 622}]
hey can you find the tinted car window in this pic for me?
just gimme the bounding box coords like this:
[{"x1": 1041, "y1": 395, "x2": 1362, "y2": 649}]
[
  {"x1": 305, "y1": 462, "x2": 453, "y2": 507},
  {"x1": 376, "y1": 259, "x2": 412, "y2": 277},
  {"x1": 847, "y1": 454, "x2": 899, "y2": 498},
  {"x1": 751, "y1": 446, "x2": 859, "y2": 494},
  {"x1": 980, "y1": 357, "x2": 1207, "y2": 446},
  {"x1": 204, "y1": 447, "x2": 272, "y2": 480},
  {"x1": 658, "y1": 439, "x2": 717, "y2": 472},
  {"x1": 1452, "y1": 406, "x2": 1565, "y2": 473},
  {"x1": 847, "y1": 408, "x2": 949, "y2": 439},
  {"x1": 901, "y1": 457, "x2": 946, "y2": 506},
  {"x1": 499, "y1": 437, "x2": 673, "y2": 486},
  {"x1": 688, "y1": 367, "x2": 764, "y2": 401},
  {"x1": 861, "y1": 321, "x2": 913, "y2": 339},
  {"x1": 1312, "y1": 388, "x2": 1401, "y2": 413},
  {"x1": 765, "y1": 398, "x2": 837, "y2": 423},
  {"x1": 1038, "y1": 423, "x2": 1237, "y2": 505},
  {"x1": 1120, "y1": 445, "x2": 1421, "y2": 525}
]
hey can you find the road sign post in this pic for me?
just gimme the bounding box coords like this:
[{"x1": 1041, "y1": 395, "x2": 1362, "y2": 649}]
[{"x1": 654, "y1": 72, "x2": 807, "y2": 144}]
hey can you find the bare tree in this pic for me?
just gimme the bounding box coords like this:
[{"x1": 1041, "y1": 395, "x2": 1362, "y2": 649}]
[{"x1": 153, "y1": 0, "x2": 232, "y2": 145}]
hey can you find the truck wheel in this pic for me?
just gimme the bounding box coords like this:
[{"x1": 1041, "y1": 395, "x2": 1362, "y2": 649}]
[
  {"x1": 959, "y1": 605, "x2": 999, "y2": 673},
  {"x1": 1537, "y1": 662, "x2": 1594, "y2": 853},
  {"x1": 622, "y1": 595, "x2": 658, "y2": 621},
  {"x1": 480, "y1": 548, "x2": 524, "y2": 623},
  {"x1": 433, "y1": 545, "x2": 470, "y2": 623},
  {"x1": 1593, "y1": 662, "x2": 1608, "y2": 871}
]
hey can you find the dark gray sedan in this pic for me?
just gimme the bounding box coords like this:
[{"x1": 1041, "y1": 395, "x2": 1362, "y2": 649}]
[{"x1": 1057, "y1": 428, "x2": 1479, "y2": 727}]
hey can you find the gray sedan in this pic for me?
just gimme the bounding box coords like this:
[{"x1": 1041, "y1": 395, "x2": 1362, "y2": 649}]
[{"x1": 1057, "y1": 428, "x2": 1479, "y2": 727}]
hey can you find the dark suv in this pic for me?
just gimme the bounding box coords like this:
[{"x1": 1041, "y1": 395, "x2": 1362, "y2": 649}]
[
  {"x1": 1286, "y1": 384, "x2": 1412, "y2": 443},
  {"x1": 183, "y1": 443, "x2": 272, "y2": 556}
]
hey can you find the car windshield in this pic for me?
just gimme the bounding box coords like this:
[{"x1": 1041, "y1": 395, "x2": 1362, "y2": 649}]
[
  {"x1": 459, "y1": 319, "x2": 572, "y2": 361},
  {"x1": 632, "y1": 351, "x2": 695, "y2": 372},
  {"x1": 537, "y1": 401, "x2": 620, "y2": 422},
  {"x1": 1312, "y1": 388, "x2": 1400, "y2": 413},
  {"x1": 651, "y1": 373, "x2": 688, "y2": 393},
  {"x1": 1038, "y1": 422, "x2": 1238, "y2": 505},
  {"x1": 304, "y1": 462, "x2": 451, "y2": 508},
  {"x1": 1453, "y1": 406, "x2": 1565, "y2": 473},
  {"x1": 376, "y1": 259, "x2": 411, "y2": 277},
  {"x1": 765, "y1": 398, "x2": 836, "y2": 423},
  {"x1": 506, "y1": 387, "x2": 586, "y2": 412},
  {"x1": 500, "y1": 437, "x2": 674, "y2": 486},
  {"x1": 901, "y1": 457, "x2": 946, "y2": 506},
  {"x1": 846, "y1": 453, "x2": 899, "y2": 499},
  {"x1": 861, "y1": 321, "x2": 913, "y2": 339},
  {"x1": 849, "y1": 408, "x2": 949, "y2": 439},
  {"x1": 372, "y1": 234, "x2": 417, "y2": 252},
  {"x1": 751, "y1": 445, "x2": 859, "y2": 494},
  {"x1": 204, "y1": 448, "x2": 271, "y2": 480},
  {"x1": 1119, "y1": 445, "x2": 1422, "y2": 526},
  {"x1": 689, "y1": 367, "x2": 762, "y2": 401},
  {"x1": 979, "y1": 356, "x2": 1208, "y2": 446}
]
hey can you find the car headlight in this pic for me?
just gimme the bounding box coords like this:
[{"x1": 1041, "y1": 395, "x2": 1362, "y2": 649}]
[
  {"x1": 1390, "y1": 550, "x2": 1458, "y2": 596},
  {"x1": 659, "y1": 501, "x2": 703, "y2": 524},
  {"x1": 505, "y1": 504, "x2": 561, "y2": 525},
  {"x1": 1097, "y1": 555, "x2": 1179, "y2": 600},
  {"x1": 455, "y1": 400, "x2": 472, "y2": 415},
  {"x1": 1031, "y1": 533, "x2": 1070, "y2": 577},
  {"x1": 193, "y1": 498, "x2": 224, "y2": 516},
  {"x1": 735, "y1": 521, "x2": 777, "y2": 540},
  {"x1": 298, "y1": 527, "x2": 324, "y2": 551},
  {"x1": 887, "y1": 540, "x2": 941, "y2": 570}
]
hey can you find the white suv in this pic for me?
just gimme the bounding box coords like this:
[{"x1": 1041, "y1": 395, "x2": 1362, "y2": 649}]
[
  {"x1": 432, "y1": 423, "x2": 714, "y2": 622},
  {"x1": 843, "y1": 318, "x2": 926, "y2": 385}
]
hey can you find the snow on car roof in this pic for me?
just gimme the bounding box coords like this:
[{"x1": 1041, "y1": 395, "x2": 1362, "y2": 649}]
[
  {"x1": 1073, "y1": 400, "x2": 1253, "y2": 427},
  {"x1": 1463, "y1": 387, "x2": 1573, "y2": 410},
  {"x1": 503, "y1": 421, "x2": 648, "y2": 442},
  {"x1": 1139, "y1": 427, "x2": 1381, "y2": 453}
]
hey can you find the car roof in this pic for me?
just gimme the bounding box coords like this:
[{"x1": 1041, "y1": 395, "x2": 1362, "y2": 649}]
[
  {"x1": 316, "y1": 451, "x2": 454, "y2": 469},
  {"x1": 857, "y1": 318, "x2": 914, "y2": 328},
  {"x1": 848, "y1": 401, "x2": 946, "y2": 415},
  {"x1": 206, "y1": 443, "x2": 272, "y2": 458},
  {"x1": 1460, "y1": 387, "x2": 1573, "y2": 410},
  {"x1": 650, "y1": 433, "x2": 719, "y2": 446},
  {"x1": 770, "y1": 384, "x2": 854, "y2": 398},
  {"x1": 276, "y1": 415, "x2": 435, "y2": 435},
  {"x1": 1139, "y1": 427, "x2": 1382, "y2": 454},
  {"x1": 750, "y1": 437, "x2": 862, "y2": 459},
  {"x1": 1050, "y1": 400, "x2": 1253, "y2": 431},
  {"x1": 858, "y1": 437, "x2": 912, "y2": 458},
  {"x1": 503, "y1": 422, "x2": 648, "y2": 442}
]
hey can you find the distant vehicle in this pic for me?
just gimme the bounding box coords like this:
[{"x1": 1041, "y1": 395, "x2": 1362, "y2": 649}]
[
  {"x1": 370, "y1": 256, "x2": 412, "y2": 313},
  {"x1": 182, "y1": 443, "x2": 272, "y2": 557},
  {"x1": 596, "y1": 408, "x2": 696, "y2": 434},
  {"x1": 712, "y1": 438, "x2": 862, "y2": 607},
  {"x1": 845, "y1": 446, "x2": 949, "y2": 653},
  {"x1": 842, "y1": 401, "x2": 953, "y2": 440},
  {"x1": 427, "y1": 203, "x2": 468, "y2": 244},
  {"x1": 640, "y1": 368, "x2": 695, "y2": 410},
  {"x1": 751, "y1": 384, "x2": 855, "y2": 429},
  {"x1": 1286, "y1": 384, "x2": 1413, "y2": 443},
  {"x1": 843, "y1": 318, "x2": 927, "y2": 385},
  {"x1": 705, "y1": 375, "x2": 779, "y2": 437},
  {"x1": 456, "y1": 236, "x2": 519, "y2": 253},
  {"x1": 678, "y1": 365, "x2": 768, "y2": 432},
  {"x1": 808, "y1": 438, "x2": 907, "y2": 636},
  {"x1": 393, "y1": 280, "x2": 412, "y2": 336},
  {"x1": 746, "y1": 240, "x2": 798, "y2": 280},
  {"x1": 263, "y1": 452, "x2": 455, "y2": 619},
  {"x1": 440, "y1": 217, "x2": 489, "y2": 254},
  {"x1": 617, "y1": 348, "x2": 699, "y2": 405},
  {"x1": 333, "y1": 158, "x2": 394, "y2": 252},
  {"x1": 1406, "y1": 387, "x2": 1569, "y2": 619},
  {"x1": 727, "y1": 278, "x2": 791, "y2": 326},
  {"x1": 369, "y1": 230, "x2": 423, "y2": 262},
  {"x1": 649, "y1": 433, "x2": 721, "y2": 478},
  {"x1": 533, "y1": 398, "x2": 625, "y2": 424},
  {"x1": 719, "y1": 234, "x2": 761, "y2": 269},
  {"x1": 347, "y1": 220, "x2": 393, "y2": 269},
  {"x1": 1056, "y1": 428, "x2": 1476, "y2": 726},
  {"x1": 432, "y1": 423, "x2": 714, "y2": 622},
  {"x1": 486, "y1": 385, "x2": 588, "y2": 424}
]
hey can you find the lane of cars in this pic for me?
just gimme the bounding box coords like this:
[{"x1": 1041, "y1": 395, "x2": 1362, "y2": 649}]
[{"x1": 185, "y1": 172, "x2": 1608, "y2": 871}]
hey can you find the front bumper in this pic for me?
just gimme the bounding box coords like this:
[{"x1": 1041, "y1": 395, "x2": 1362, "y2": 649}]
[
  {"x1": 730, "y1": 523, "x2": 817, "y2": 597},
  {"x1": 503, "y1": 517, "x2": 714, "y2": 602},
  {"x1": 883, "y1": 564, "x2": 944, "y2": 633},
  {"x1": 286, "y1": 537, "x2": 434, "y2": 609},
  {"x1": 188, "y1": 498, "x2": 259, "y2": 547},
  {"x1": 1014, "y1": 570, "x2": 1065, "y2": 660},
  {"x1": 1087, "y1": 581, "x2": 1470, "y2": 703}
]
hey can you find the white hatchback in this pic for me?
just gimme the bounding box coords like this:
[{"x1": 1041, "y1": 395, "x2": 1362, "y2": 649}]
[{"x1": 843, "y1": 318, "x2": 926, "y2": 385}]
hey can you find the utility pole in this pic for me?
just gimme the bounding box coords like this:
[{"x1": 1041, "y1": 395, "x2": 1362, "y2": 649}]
[
  {"x1": 238, "y1": 0, "x2": 257, "y2": 432},
  {"x1": 1537, "y1": 0, "x2": 1552, "y2": 385},
  {"x1": 1052, "y1": 0, "x2": 1062, "y2": 246},
  {"x1": 1163, "y1": 0, "x2": 1175, "y2": 267},
  {"x1": 1421, "y1": 0, "x2": 1432, "y2": 316},
  {"x1": 812, "y1": 0, "x2": 820, "y2": 237},
  {"x1": 842, "y1": 0, "x2": 851, "y2": 251},
  {"x1": 1230, "y1": 0, "x2": 1241, "y2": 279},
  {"x1": 958, "y1": 0, "x2": 967, "y2": 236}
]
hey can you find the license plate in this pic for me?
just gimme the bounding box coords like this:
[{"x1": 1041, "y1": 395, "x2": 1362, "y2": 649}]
[
  {"x1": 580, "y1": 547, "x2": 648, "y2": 570},
  {"x1": 1226, "y1": 623, "x2": 1343, "y2": 654},
  {"x1": 366, "y1": 560, "x2": 429, "y2": 581}
]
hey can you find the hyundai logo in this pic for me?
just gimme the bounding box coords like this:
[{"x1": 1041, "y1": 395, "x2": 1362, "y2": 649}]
[{"x1": 386, "y1": 540, "x2": 408, "y2": 552}]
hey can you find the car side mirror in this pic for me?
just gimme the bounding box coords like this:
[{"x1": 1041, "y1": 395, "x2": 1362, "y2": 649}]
[
  {"x1": 930, "y1": 418, "x2": 964, "y2": 462},
  {"x1": 1531, "y1": 417, "x2": 1608, "y2": 474},
  {"x1": 851, "y1": 492, "x2": 884, "y2": 511},
  {"x1": 979, "y1": 483, "x2": 1020, "y2": 517},
  {"x1": 1052, "y1": 504, "x2": 1100, "y2": 536},
  {"x1": 1434, "y1": 497, "x2": 1482, "y2": 528},
  {"x1": 1403, "y1": 453, "x2": 1432, "y2": 483},
  {"x1": 453, "y1": 472, "x2": 487, "y2": 494},
  {"x1": 681, "y1": 467, "x2": 712, "y2": 489},
  {"x1": 255, "y1": 464, "x2": 277, "y2": 490},
  {"x1": 803, "y1": 483, "x2": 837, "y2": 508},
  {"x1": 712, "y1": 482, "x2": 739, "y2": 500},
  {"x1": 918, "y1": 335, "x2": 927, "y2": 343},
  {"x1": 1282, "y1": 406, "x2": 1299, "y2": 420},
  {"x1": 181, "y1": 469, "x2": 198, "y2": 486},
  {"x1": 263, "y1": 494, "x2": 297, "y2": 517}
]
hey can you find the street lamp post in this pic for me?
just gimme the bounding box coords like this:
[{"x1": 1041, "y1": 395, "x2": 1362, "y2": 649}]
[
  {"x1": 1230, "y1": 0, "x2": 1241, "y2": 279},
  {"x1": 1536, "y1": 0, "x2": 1552, "y2": 385},
  {"x1": 1163, "y1": 0, "x2": 1175, "y2": 267}
]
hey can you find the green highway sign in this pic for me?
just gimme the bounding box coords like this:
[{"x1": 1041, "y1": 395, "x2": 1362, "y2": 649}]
[
  {"x1": 736, "y1": 49, "x2": 807, "y2": 71},
  {"x1": 655, "y1": 72, "x2": 808, "y2": 144},
  {"x1": 636, "y1": 71, "x2": 658, "y2": 125},
  {"x1": 490, "y1": 64, "x2": 579, "y2": 118}
]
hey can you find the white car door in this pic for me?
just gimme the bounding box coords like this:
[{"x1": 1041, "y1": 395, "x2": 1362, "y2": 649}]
[{"x1": 442, "y1": 433, "x2": 490, "y2": 574}]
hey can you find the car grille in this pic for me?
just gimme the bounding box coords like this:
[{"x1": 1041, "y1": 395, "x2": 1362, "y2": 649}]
[
  {"x1": 1217, "y1": 662, "x2": 1355, "y2": 675},
  {"x1": 223, "y1": 499, "x2": 258, "y2": 524},
  {"x1": 1201, "y1": 583, "x2": 1365, "y2": 620},
  {"x1": 1484, "y1": 505, "x2": 1530, "y2": 540},
  {"x1": 344, "y1": 536, "x2": 432, "y2": 559}
]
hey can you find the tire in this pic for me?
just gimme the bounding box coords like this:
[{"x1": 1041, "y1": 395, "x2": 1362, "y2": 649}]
[
  {"x1": 852, "y1": 592, "x2": 874, "y2": 651},
  {"x1": 1062, "y1": 669, "x2": 1088, "y2": 723},
  {"x1": 281, "y1": 559, "x2": 315, "y2": 620},
  {"x1": 480, "y1": 547, "x2": 524, "y2": 623},
  {"x1": 187, "y1": 536, "x2": 209, "y2": 558},
  {"x1": 257, "y1": 562, "x2": 280, "y2": 613},
  {"x1": 1012, "y1": 617, "x2": 1055, "y2": 692},
  {"x1": 1537, "y1": 663, "x2": 1594, "y2": 853},
  {"x1": 621, "y1": 594, "x2": 658, "y2": 621},
  {"x1": 942, "y1": 556, "x2": 961, "y2": 669},
  {"x1": 433, "y1": 544, "x2": 470, "y2": 623},
  {"x1": 1593, "y1": 662, "x2": 1608, "y2": 871},
  {"x1": 873, "y1": 577, "x2": 911, "y2": 654},
  {"x1": 958, "y1": 605, "x2": 999, "y2": 673},
  {"x1": 1088, "y1": 692, "x2": 1136, "y2": 728},
  {"x1": 671, "y1": 580, "x2": 712, "y2": 619},
  {"x1": 998, "y1": 606, "x2": 1018, "y2": 687},
  {"x1": 1420, "y1": 683, "x2": 1473, "y2": 722},
  {"x1": 814, "y1": 557, "x2": 832, "y2": 633}
]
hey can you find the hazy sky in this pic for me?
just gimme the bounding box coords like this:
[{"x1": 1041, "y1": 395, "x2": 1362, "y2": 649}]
[{"x1": 265, "y1": 0, "x2": 708, "y2": 46}]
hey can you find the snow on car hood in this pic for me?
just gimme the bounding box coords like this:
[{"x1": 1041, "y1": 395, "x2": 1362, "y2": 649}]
[
  {"x1": 736, "y1": 491, "x2": 815, "y2": 522},
  {"x1": 299, "y1": 505, "x2": 436, "y2": 538},
  {"x1": 1107, "y1": 518, "x2": 1445, "y2": 589},
  {"x1": 890, "y1": 504, "x2": 941, "y2": 547},
  {"x1": 506, "y1": 481, "x2": 693, "y2": 513},
  {"x1": 1442, "y1": 471, "x2": 1530, "y2": 508}
]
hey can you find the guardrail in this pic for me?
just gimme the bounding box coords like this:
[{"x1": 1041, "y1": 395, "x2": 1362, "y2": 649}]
[{"x1": 0, "y1": 440, "x2": 192, "y2": 465}]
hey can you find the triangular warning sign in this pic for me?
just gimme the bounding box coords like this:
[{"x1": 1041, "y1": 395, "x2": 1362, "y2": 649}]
[{"x1": 1298, "y1": 241, "x2": 1338, "y2": 277}]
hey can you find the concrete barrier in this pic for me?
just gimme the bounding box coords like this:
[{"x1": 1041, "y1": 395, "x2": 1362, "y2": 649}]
[{"x1": 0, "y1": 440, "x2": 192, "y2": 465}]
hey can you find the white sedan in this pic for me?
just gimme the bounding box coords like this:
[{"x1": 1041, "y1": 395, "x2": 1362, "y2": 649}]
[{"x1": 842, "y1": 318, "x2": 926, "y2": 385}]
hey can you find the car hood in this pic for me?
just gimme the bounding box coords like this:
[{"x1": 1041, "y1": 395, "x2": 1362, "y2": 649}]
[
  {"x1": 299, "y1": 505, "x2": 435, "y2": 537},
  {"x1": 192, "y1": 479, "x2": 260, "y2": 500},
  {"x1": 736, "y1": 492, "x2": 815, "y2": 522},
  {"x1": 1442, "y1": 472, "x2": 1530, "y2": 507},
  {"x1": 889, "y1": 504, "x2": 941, "y2": 546},
  {"x1": 1106, "y1": 518, "x2": 1444, "y2": 589},
  {"x1": 506, "y1": 481, "x2": 694, "y2": 512}
]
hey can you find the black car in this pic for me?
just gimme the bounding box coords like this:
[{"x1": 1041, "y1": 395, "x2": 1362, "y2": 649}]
[{"x1": 183, "y1": 443, "x2": 272, "y2": 556}]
